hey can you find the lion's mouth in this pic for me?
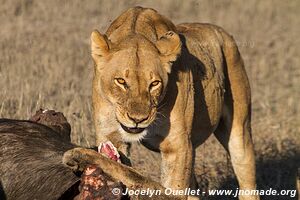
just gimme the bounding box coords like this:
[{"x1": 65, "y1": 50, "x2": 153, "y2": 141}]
[{"x1": 120, "y1": 124, "x2": 145, "y2": 134}]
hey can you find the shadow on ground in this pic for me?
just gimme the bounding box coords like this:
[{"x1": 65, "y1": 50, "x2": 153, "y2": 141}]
[{"x1": 208, "y1": 141, "x2": 299, "y2": 200}]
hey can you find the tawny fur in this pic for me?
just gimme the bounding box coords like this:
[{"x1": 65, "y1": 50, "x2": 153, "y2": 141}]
[{"x1": 66, "y1": 7, "x2": 258, "y2": 200}]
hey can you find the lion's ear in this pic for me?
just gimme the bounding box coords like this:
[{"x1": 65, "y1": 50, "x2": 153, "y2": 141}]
[
  {"x1": 156, "y1": 31, "x2": 181, "y2": 73},
  {"x1": 91, "y1": 30, "x2": 110, "y2": 63}
]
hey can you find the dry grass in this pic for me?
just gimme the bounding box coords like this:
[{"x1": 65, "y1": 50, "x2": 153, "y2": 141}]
[{"x1": 0, "y1": 0, "x2": 299, "y2": 199}]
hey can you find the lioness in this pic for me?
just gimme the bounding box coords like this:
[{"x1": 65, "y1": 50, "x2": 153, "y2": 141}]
[{"x1": 87, "y1": 6, "x2": 257, "y2": 199}]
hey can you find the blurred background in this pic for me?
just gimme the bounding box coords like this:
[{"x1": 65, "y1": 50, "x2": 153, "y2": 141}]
[{"x1": 0, "y1": 0, "x2": 299, "y2": 199}]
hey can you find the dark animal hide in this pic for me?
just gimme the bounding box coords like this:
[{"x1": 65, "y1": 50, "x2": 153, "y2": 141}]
[{"x1": 0, "y1": 118, "x2": 79, "y2": 200}]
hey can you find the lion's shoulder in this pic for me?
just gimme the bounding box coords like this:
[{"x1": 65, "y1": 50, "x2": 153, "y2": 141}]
[{"x1": 176, "y1": 23, "x2": 225, "y2": 89}]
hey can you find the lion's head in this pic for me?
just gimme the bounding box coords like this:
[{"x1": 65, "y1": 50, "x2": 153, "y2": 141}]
[{"x1": 91, "y1": 30, "x2": 181, "y2": 141}]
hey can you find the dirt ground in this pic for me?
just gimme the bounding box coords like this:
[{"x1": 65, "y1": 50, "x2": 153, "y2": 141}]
[{"x1": 0, "y1": 0, "x2": 299, "y2": 199}]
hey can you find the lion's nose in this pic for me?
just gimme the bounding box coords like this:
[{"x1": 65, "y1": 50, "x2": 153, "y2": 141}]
[{"x1": 127, "y1": 113, "x2": 149, "y2": 124}]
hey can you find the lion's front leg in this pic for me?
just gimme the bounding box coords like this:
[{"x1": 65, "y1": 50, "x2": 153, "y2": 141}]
[
  {"x1": 63, "y1": 148, "x2": 158, "y2": 188},
  {"x1": 63, "y1": 148, "x2": 185, "y2": 200},
  {"x1": 160, "y1": 129, "x2": 194, "y2": 191}
]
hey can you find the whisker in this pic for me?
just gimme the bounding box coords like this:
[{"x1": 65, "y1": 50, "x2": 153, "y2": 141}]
[
  {"x1": 157, "y1": 101, "x2": 167, "y2": 110},
  {"x1": 156, "y1": 112, "x2": 167, "y2": 119}
]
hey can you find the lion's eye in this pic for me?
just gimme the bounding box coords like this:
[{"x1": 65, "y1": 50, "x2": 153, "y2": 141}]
[
  {"x1": 116, "y1": 78, "x2": 126, "y2": 85},
  {"x1": 150, "y1": 81, "x2": 161, "y2": 89},
  {"x1": 114, "y1": 78, "x2": 128, "y2": 90}
]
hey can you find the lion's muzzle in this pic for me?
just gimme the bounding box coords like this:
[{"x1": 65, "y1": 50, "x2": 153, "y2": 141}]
[{"x1": 120, "y1": 123, "x2": 145, "y2": 134}]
